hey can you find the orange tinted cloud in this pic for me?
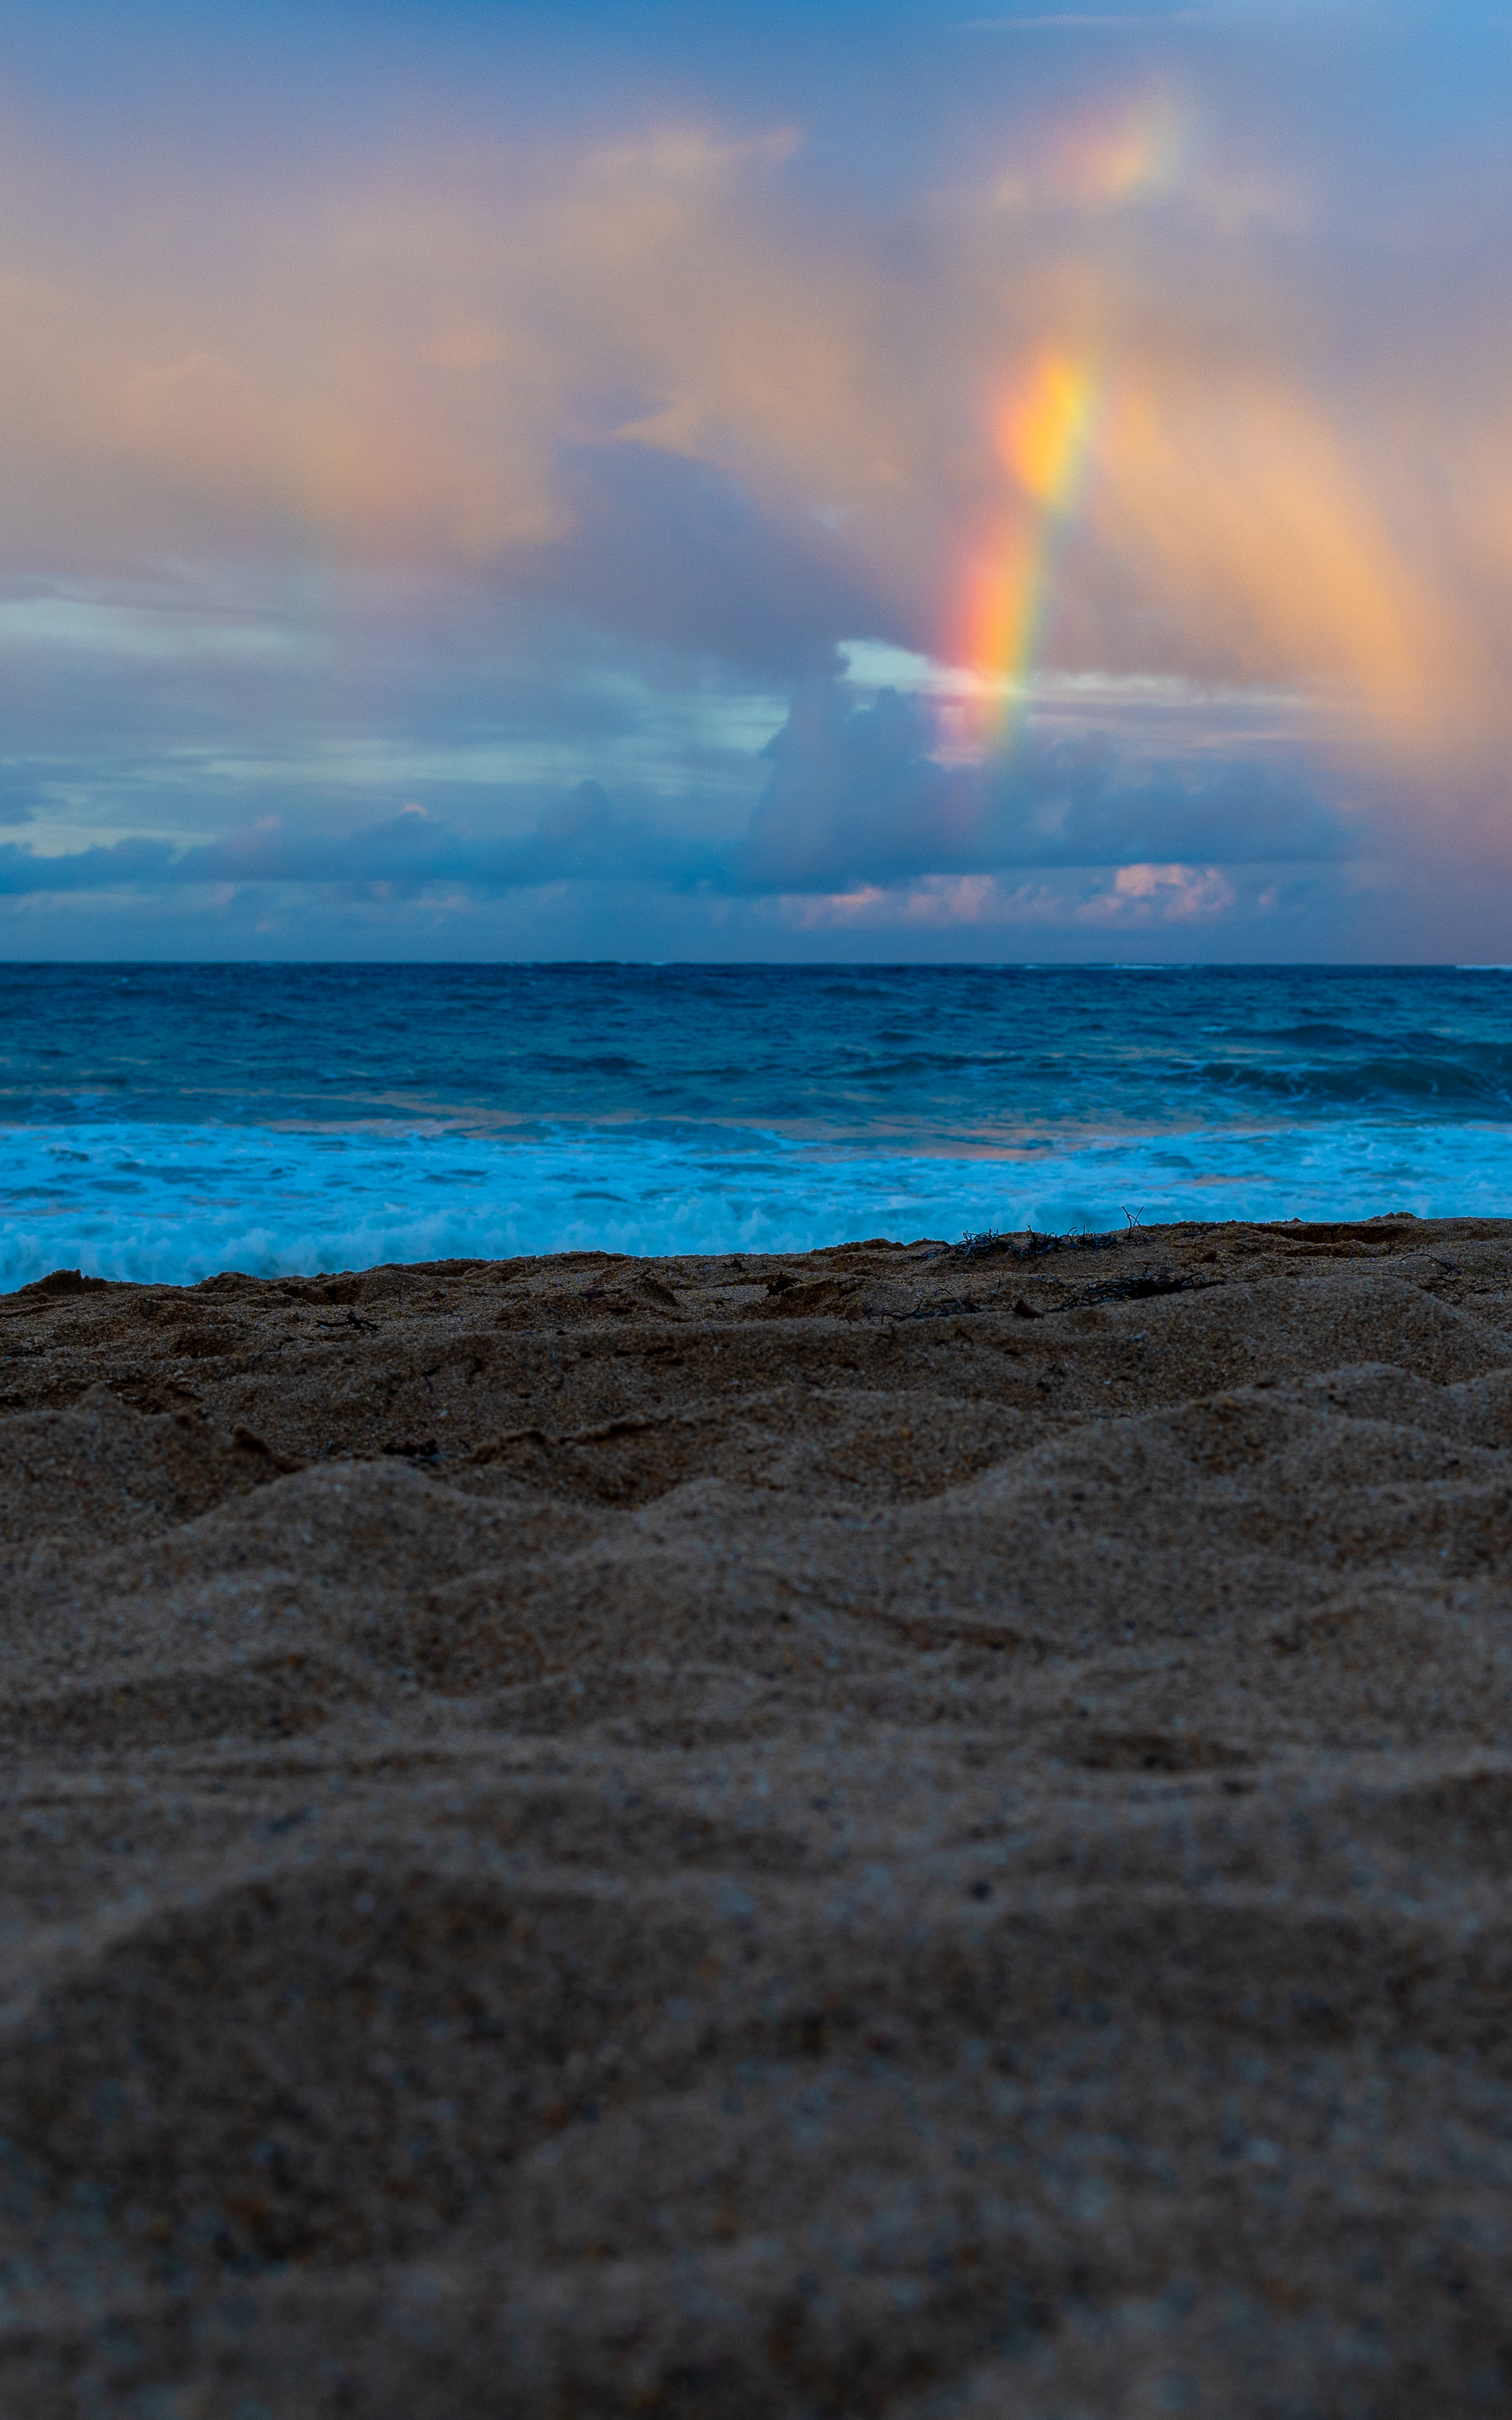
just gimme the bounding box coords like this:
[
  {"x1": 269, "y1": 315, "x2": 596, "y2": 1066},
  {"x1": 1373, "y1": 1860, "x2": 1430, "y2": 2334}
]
[
  {"x1": 1090, "y1": 370, "x2": 1472, "y2": 734},
  {"x1": 1045, "y1": 86, "x2": 1188, "y2": 206},
  {"x1": 0, "y1": 90, "x2": 1501, "y2": 783}
]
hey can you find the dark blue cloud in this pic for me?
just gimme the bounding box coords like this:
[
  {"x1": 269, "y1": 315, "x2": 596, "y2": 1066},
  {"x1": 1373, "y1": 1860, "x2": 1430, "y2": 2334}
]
[
  {"x1": 0, "y1": 685, "x2": 1362, "y2": 905},
  {"x1": 511, "y1": 446, "x2": 888, "y2": 681},
  {"x1": 733, "y1": 682, "x2": 1361, "y2": 890},
  {"x1": 0, "y1": 785, "x2": 721, "y2": 900}
]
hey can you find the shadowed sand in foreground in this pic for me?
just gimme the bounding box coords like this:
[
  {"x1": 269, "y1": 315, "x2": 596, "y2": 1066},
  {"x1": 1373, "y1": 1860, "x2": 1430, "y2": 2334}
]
[{"x1": 3, "y1": 1215, "x2": 1512, "y2": 2415}]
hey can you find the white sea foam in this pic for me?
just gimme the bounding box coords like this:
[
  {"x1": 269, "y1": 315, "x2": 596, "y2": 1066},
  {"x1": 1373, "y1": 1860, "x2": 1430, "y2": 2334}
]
[{"x1": 2, "y1": 1117, "x2": 1510, "y2": 1290}]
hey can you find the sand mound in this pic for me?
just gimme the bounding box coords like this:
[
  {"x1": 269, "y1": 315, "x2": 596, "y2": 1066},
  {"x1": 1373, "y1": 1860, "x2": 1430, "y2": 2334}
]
[{"x1": 3, "y1": 1217, "x2": 1512, "y2": 2414}]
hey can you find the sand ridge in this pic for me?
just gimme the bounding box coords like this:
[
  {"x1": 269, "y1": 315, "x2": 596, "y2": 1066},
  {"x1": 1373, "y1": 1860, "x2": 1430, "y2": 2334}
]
[{"x1": 2, "y1": 1213, "x2": 1512, "y2": 2414}]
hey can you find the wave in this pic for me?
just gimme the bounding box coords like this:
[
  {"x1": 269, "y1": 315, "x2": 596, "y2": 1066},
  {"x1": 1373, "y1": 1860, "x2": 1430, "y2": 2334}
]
[
  {"x1": 1193, "y1": 1055, "x2": 1512, "y2": 1108},
  {"x1": 2, "y1": 1116, "x2": 1510, "y2": 1290}
]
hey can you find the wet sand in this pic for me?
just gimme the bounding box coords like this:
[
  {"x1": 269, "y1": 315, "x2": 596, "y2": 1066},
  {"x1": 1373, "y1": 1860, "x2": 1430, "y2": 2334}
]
[{"x1": 3, "y1": 1214, "x2": 1511, "y2": 2416}]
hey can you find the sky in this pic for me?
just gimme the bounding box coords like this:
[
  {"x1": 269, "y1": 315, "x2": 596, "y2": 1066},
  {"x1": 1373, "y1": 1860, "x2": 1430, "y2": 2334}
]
[{"x1": 0, "y1": 0, "x2": 1509, "y2": 961}]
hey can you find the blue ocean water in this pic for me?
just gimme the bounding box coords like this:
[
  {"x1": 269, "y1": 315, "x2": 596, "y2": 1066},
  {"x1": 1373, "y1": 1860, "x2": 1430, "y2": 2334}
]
[{"x1": 2, "y1": 963, "x2": 1511, "y2": 1289}]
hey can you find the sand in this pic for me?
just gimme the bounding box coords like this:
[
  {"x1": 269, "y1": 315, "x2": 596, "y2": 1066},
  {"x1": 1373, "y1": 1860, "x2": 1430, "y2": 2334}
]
[{"x1": 2, "y1": 1213, "x2": 1512, "y2": 2415}]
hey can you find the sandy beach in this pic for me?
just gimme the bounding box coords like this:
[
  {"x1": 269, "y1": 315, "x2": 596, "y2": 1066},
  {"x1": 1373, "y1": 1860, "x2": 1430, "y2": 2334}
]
[{"x1": 3, "y1": 1213, "x2": 1511, "y2": 2415}]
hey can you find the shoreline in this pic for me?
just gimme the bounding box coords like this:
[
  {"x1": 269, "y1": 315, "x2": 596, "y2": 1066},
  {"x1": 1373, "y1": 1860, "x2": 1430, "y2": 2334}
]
[{"x1": 5, "y1": 1214, "x2": 1512, "y2": 2412}]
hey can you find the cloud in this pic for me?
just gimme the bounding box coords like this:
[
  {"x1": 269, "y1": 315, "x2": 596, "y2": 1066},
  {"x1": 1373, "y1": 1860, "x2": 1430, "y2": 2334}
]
[
  {"x1": 0, "y1": 785, "x2": 721, "y2": 901},
  {"x1": 733, "y1": 681, "x2": 1358, "y2": 891},
  {"x1": 774, "y1": 860, "x2": 1243, "y2": 933},
  {"x1": 510, "y1": 444, "x2": 880, "y2": 680},
  {"x1": 0, "y1": 68, "x2": 1492, "y2": 758},
  {"x1": 0, "y1": 835, "x2": 181, "y2": 894},
  {"x1": 0, "y1": 6, "x2": 1507, "y2": 957},
  {"x1": 0, "y1": 682, "x2": 1359, "y2": 912},
  {"x1": 188, "y1": 783, "x2": 720, "y2": 896}
]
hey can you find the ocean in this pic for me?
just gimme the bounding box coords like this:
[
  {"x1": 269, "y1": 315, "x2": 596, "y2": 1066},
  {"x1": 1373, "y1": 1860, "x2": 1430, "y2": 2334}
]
[{"x1": 2, "y1": 961, "x2": 1511, "y2": 1290}]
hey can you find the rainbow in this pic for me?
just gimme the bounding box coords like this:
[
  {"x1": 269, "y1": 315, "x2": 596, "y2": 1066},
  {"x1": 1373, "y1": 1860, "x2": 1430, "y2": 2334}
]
[
  {"x1": 948, "y1": 88, "x2": 1192, "y2": 747},
  {"x1": 956, "y1": 350, "x2": 1103, "y2": 748}
]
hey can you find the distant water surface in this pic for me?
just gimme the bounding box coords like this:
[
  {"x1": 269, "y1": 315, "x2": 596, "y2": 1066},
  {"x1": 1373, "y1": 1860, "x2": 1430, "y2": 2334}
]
[{"x1": 1, "y1": 962, "x2": 1511, "y2": 1286}]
